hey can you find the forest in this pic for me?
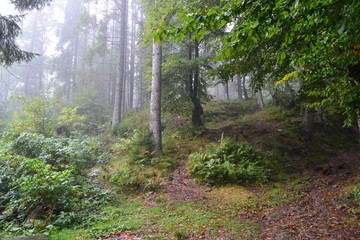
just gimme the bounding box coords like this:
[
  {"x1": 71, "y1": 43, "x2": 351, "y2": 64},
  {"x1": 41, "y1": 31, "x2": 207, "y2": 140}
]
[{"x1": 0, "y1": 0, "x2": 359, "y2": 239}]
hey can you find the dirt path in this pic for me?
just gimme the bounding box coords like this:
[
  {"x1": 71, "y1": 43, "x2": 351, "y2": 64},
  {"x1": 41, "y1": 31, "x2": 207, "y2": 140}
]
[
  {"x1": 102, "y1": 150, "x2": 359, "y2": 240},
  {"x1": 254, "y1": 152, "x2": 360, "y2": 240},
  {"x1": 162, "y1": 158, "x2": 210, "y2": 203}
]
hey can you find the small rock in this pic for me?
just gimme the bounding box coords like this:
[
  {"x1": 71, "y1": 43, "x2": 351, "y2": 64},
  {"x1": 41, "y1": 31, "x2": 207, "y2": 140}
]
[
  {"x1": 323, "y1": 167, "x2": 333, "y2": 175},
  {"x1": 336, "y1": 163, "x2": 345, "y2": 170},
  {"x1": 314, "y1": 165, "x2": 323, "y2": 172},
  {"x1": 337, "y1": 205, "x2": 346, "y2": 210}
]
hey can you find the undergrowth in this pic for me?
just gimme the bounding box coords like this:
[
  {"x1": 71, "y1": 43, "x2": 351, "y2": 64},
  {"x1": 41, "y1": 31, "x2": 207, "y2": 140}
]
[
  {"x1": 0, "y1": 133, "x2": 110, "y2": 238},
  {"x1": 188, "y1": 136, "x2": 270, "y2": 185}
]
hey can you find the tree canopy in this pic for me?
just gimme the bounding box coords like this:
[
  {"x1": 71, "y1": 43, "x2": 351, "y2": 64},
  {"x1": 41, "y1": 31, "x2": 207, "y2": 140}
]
[
  {"x1": 0, "y1": 0, "x2": 52, "y2": 66},
  {"x1": 155, "y1": 0, "x2": 360, "y2": 125}
]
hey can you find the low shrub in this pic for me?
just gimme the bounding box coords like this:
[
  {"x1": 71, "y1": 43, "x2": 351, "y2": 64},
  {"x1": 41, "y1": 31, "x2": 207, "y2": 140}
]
[
  {"x1": 188, "y1": 137, "x2": 269, "y2": 186},
  {"x1": 110, "y1": 128, "x2": 176, "y2": 192},
  {"x1": 353, "y1": 186, "x2": 360, "y2": 204},
  {"x1": 113, "y1": 128, "x2": 154, "y2": 165},
  {"x1": 6, "y1": 132, "x2": 109, "y2": 173},
  {"x1": 0, "y1": 133, "x2": 110, "y2": 233},
  {"x1": 110, "y1": 165, "x2": 164, "y2": 192}
]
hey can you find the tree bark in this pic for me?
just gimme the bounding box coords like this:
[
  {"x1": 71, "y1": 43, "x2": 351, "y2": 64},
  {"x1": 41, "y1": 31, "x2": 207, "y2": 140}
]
[
  {"x1": 128, "y1": 0, "x2": 136, "y2": 109},
  {"x1": 304, "y1": 106, "x2": 315, "y2": 141},
  {"x1": 257, "y1": 87, "x2": 265, "y2": 109},
  {"x1": 189, "y1": 40, "x2": 204, "y2": 126},
  {"x1": 149, "y1": 41, "x2": 162, "y2": 154},
  {"x1": 112, "y1": 0, "x2": 128, "y2": 129},
  {"x1": 357, "y1": 109, "x2": 360, "y2": 133},
  {"x1": 225, "y1": 81, "x2": 230, "y2": 100},
  {"x1": 242, "y1": 76, "x2": 249, "y2": 100},
  {"x1": 236, "y1": 74, "x2": 243, "y2": 100}
]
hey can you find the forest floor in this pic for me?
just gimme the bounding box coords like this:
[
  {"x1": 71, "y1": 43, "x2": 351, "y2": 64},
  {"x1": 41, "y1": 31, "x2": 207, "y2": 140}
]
[
  {"x1": 49, "y1": 102, "x2": 360, "y2": 240},
  {"x1": 94, "y1": 105, "x2": 360, "y2": 240}
]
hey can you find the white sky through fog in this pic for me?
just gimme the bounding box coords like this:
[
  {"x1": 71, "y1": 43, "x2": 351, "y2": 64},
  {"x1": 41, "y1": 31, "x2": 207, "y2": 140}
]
[
  {"x1": 0, "y1": 0, "x2": 18, "y2": 15},
  {"x1": 0, "y1": 0, "x2": 64, "y2": 57}
]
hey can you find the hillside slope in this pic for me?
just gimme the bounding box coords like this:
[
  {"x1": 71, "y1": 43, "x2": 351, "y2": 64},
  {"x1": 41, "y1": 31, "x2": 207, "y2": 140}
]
[{"x1": 50, "y1": 100, "x2": 360, "y2": 240}]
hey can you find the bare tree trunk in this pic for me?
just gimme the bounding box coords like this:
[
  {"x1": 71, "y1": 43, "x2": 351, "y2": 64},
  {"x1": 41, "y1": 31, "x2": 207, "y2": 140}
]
[
  {"x1": 304, "y1": 106, "x2": 315, "y2": 140},
  {"x1": 190, "y1": 40, "x2": 203, "y2": 126},
  {"x1": 257, "y1": 87, "x2": 265, "y2": 109},
  {"x1": 128, "y1": 0, "x2": 136, "y2": 109},
  {"x1": 71, "y1": 37, "x2": 79, "y2": 94},
  {"x1": 134, "y1": 1, "x2": 146, "y2": 108},
  {"x1": 112, "y1": 0, "x2": 128, "y2": 129},
  {"x1": 236, "y1": 74, "x2": 243, "y2": 100},
  {"x1": 242, "y1": 76, "x2": 249, "y2": 100},
  {"x1": 149, "y1": 41, "x2": 162, "y2": 154},
  {"x1": 357, "y1": 109, "x2": 360, "y2": 133},
  {"x1": 225, "y1": 81, "x2": 230, "y2": 100}
]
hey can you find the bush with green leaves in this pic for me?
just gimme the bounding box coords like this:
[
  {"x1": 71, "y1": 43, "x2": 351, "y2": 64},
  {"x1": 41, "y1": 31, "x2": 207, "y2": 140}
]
[
  {"x1": 113, "y1": 128, "x2": 154, "y2": 165},
  {"x1": 110, "y1": 128, "x2": 176, "y2": 192},
  {"x1": 354, "y1": 186, "x2": 360, "y2": 204},
  {"x1": 4, "y1": 132, "x2": 109, "y2": 173},
  {"x1": 7, "y1": 158, "x2": 78, "y2": 213},
  {"x1": 0, "y1": 133, "x2": 110, "y2": 233},
  {"x1": 68, "y1": 87, "x2": 111, "y2": 135},
  {"x1": 5, "y1": 93, "x2": 84, "y2": 138},
  {"x1": 188, "y1": 137, "x2": 269, "y2": 185}
]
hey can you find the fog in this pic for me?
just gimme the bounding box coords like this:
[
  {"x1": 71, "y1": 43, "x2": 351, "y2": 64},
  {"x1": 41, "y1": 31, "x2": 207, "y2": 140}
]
[{"x1": 0, "y1": 0, "x2": 244, "y2": 128}]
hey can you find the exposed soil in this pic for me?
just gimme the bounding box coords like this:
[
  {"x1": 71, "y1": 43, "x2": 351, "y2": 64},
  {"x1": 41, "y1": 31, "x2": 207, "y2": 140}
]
[
  {"x1": 162, "y1": 158, "x2": 210, "y2": 203},
  {"x1": 254, "y1": 151, "x2": 360, "y2": 240}
]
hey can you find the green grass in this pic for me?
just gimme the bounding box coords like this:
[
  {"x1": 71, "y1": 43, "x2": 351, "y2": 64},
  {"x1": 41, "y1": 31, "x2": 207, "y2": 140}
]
[
  {"x1": 49, "y1": 196, "x2": 261, "y2": 240},
  {"x1": 203, "y1": 100, "x2": 259, "y2": 129},
  {"x1": 5, "y1": 100, "x2": 358, "y2": 240}
]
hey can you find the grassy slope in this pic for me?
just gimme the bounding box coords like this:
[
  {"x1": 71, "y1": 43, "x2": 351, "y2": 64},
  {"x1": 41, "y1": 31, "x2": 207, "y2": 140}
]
[{"x1": 49, "y1": 100, "x2": 360, "y2": 240}]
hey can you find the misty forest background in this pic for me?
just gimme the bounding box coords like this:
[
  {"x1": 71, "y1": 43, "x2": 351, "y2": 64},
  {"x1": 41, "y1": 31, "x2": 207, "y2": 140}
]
[{"x1": 0, "y1": 0, "x2": 359, "y2": 239}]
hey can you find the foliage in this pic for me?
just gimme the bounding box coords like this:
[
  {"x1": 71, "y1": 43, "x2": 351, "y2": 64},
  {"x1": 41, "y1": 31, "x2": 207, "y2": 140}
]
[
  {"x1": 156, "y1": 0, "x2": 360, "y2": 126},
  {"x1": 113, "y1": 106, "x2": 149, "y2": 137},
  {"x1": 68, "y1": 87, "x2": 110, "y2": 135},
  {"x1": 202, "y1": 99, "x2": 259, "y2": 128},
  {"x1": 0, "y1": 0, "x2": 52, "y2": 66},
  {"x1": 188, "y1": 137, "x2": 269, "y2": 185},
  {"x1": 5, "y1": 94, "x2": 84, "y2": 137},
  {"x1": 161, "y1": 46, "x2": 212, "y2": 118},
  {"x1": 10, "y1": 0, "x2": 52, "y2": 11},
  {"x1": 0, "y1": 132, "x2": 110, "y2": 235},
  {"x1": 0, "y1": 100, "x2": 13, "y2": 133},
  {"x1": 8, "y1": 158, "x2": 77, "y2": 214},
  {"x1": 354, "y1": 186, "x2": 360, "y2": 204},
  {"x1": 5, "y1": 132, "x2": 109, "y2": 173},
  {"x1": 109, "y1": 164, "x2": 165, "y2": 192},
  {"x1": 110, "y1": 128, "x2": 175, "y2": 192},
  {"x1": 113, "y1": 128, "x2": 154, "y2": 165}
]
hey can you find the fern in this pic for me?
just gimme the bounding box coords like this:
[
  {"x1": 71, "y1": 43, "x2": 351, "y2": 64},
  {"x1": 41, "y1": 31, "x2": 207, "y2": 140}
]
[{"x1": 188, "y1": 138, "x2": 269, "y2": 185}]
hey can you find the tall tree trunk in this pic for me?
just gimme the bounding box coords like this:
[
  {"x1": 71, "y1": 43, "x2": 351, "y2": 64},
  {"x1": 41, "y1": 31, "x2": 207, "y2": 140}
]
[
  {"x1": 257, "y1": 87, "x2": 265, "y2": 109},
  {"x1": 236, "y1": 74, "x2": 243, "y2": 100},
  {"x1": 134, "y1": 0, "x2": 146, "y2": 108},
  {"x1": 128, "y1": 0, "x2": 136, "y2": 109},
  {"x1": 242, "y1": 76, "x2": 249, "y2": 100},
  {"x1": 357, "y1": 109, "x2": 360, "y2": 133},
  {"x1": 225, "y1": 81, "x2": 230, "y2": 100},
  {"x1": 109, "y1": 17, "x2": 117, "y2": 109},
  {"x1": 149, "y1": 42, "x2": 162, "y2": 154},
  {"x1": 71, "y1": 37, "x2": 79, "y2": 94},
  {"x1": 190, "y1": 40, "x2": 203, "y2": 126},
  {"x1": 112, "y1": 0, "x2": 128, "y2": 129},
  {"x1": 304, "y1": 106, "x2": 315, "y2": 140}
]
